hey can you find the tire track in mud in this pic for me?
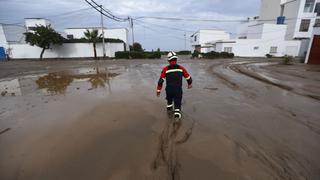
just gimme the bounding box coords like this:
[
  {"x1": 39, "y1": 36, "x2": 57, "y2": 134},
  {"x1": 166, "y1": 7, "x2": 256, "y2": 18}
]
[
  {"x1": 152, "y1": 113, "x2": 196, "y2": 180},
  {"x1": 210, "y1": 61, "x2": 320, "y2": 135},
  {"x1": 231, "y1": 63, "x2": 320, "y2": 101},
  {"x1": 224, "y1": 134, "x2": 310, "y2": 180},
  {"x1": 209, "y1": 60, "x2": 320, "y2": 101}
]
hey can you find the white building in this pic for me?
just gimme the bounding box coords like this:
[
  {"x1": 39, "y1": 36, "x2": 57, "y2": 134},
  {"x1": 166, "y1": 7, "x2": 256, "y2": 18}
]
[
  {"x1": 211, "y1": 23, "x2": 301, "y2": 57},
  {"x1": 190, "y1": 29, "x2": 230, "y2": 53},
  {"x1": 0, "y1": 18, "x2": 127, "y2": 59},
  {"x1": 64, "y1": 27, "x2": 129, "y2": 50},
  {"x1": 24, "y1": 18, "x2": 52, "y2": 31},
  {"x1": 192, "y1": 0, "x2": 320, "y2": 57}
]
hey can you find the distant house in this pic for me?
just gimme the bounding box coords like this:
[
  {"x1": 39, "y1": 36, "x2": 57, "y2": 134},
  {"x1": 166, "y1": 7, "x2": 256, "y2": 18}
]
[
  {"x1": 64, "y1": 27, "x2": 129, "y2": 50},
  {"x1": 190, "y1": 29, "x2": 230, "y2": 53}
]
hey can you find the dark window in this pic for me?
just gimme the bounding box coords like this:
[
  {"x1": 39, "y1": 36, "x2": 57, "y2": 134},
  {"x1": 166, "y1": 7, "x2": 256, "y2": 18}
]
[
  {"x1": 299, "y1": 19, "x2": 311, "y2": 32},
  {"x1": 315, "y1": 3, "x2": 320, "y2": 16},
  {"x1": 304, "y1": 0, "x2": 315, "y2": 13},
  {"x1": 315, "y1": 19, "x2": 320, "y2": 27},
  {"x1": 67, "y1": 34, "x2": 74, "y2": 39},
  {"x1": 270, "y1": 46, "x2": 278, "y2": 53},
  {"x1": 194, "y1": 35, "x2": 197, "y2": 42}
]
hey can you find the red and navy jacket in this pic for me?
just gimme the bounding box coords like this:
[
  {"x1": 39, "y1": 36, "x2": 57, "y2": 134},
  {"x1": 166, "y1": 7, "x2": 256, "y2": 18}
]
[{"x1": 157, "y1": 61, "x2": 192, "y2": 92}]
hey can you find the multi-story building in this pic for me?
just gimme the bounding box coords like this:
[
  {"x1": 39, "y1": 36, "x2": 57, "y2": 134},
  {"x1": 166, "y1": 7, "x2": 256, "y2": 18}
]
[
  {"x1": 193, "y1": 0, "x2": 320, "y2": 58},
  {"x1": 259, "y1": 0, "x2": 320, "y2": 40}
]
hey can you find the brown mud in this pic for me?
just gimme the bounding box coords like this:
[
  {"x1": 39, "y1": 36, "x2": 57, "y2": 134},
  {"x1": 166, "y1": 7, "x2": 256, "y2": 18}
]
[{"x1": 0, "y1": 58, "x2": 320, "y2": 180}]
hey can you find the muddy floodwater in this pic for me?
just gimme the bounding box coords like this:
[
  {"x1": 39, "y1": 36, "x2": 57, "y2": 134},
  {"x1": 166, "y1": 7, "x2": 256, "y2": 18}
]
[{"x1": 0, "y1": 58, "x2": 320, "y2": 180}]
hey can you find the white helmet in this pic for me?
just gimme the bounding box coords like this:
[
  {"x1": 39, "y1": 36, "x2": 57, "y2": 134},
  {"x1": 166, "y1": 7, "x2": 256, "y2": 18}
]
[{"x1": 167, "y1": 51, "x2": 178, "y2": 61}]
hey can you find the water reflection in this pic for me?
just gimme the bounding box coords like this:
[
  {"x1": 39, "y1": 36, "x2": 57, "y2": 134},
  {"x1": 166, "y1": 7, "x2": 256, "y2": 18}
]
[{"x1": 36, "y1": 67, "x2": 119, "y2": 95}]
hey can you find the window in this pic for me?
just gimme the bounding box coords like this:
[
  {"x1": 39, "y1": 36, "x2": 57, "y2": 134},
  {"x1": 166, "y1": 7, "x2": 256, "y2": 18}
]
[
  {"x1": 194, "y1": 35, "x2": 197, "y2": 42},
  {"x1": 304, "y1": 0, "x2": 315, "y2": 13},
  {"x1": 299, "y1": 19, "x2": 311, "y2": 32},
  {"x1": 315, "y1": 3, "x2": 320, "y2": 16},
  {"x1": 254, "y1": 46, "x2": 259, "y2": 50},
  {"x1": 270, "y1": 46, "x2": 278, "y2": 54},
  {"x1": 67, "y1": 34, "x2": 74, "y2": 39},
  {"x1": 315, "y1": 19, "x2": 320, "y2": 27},
  {"x1": 224, "y1": 47, "x2": 232, "y2": 53}
]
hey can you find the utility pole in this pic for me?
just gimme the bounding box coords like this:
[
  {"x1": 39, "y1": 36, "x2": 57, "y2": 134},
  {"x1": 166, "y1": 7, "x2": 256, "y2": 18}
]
[
  {"x1": 100, "y1": 5, "x2": 106, "y2": 57},
  {"x1": 130, "y1": 18, "x2": 135, "y2": 45}
]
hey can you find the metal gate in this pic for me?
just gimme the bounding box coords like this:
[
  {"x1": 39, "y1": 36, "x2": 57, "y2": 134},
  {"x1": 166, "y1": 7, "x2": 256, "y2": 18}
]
[
  {"x1": 308, "y1": 35, "x2": 320, "y2": 64},
  {"x1": 0, "y1": 47, "x2": 5, "y2": 61}
]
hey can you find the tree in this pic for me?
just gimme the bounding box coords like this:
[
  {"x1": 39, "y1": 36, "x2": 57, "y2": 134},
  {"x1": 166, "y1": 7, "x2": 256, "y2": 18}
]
[
  {"x1": 84, "y1": 29, "x2": 102, "y2": 59},
  {"x1": 132, "y1": 42, "x2": 143, "y2": 52},
  {"x1": 24, "y1": 25, "x2": 64, "y2": 60}
]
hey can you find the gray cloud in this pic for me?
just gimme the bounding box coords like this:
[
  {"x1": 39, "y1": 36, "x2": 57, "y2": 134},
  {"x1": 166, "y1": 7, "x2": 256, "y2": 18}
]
[{"x1": 0, "y1": 0, "x2": 261, "y2": 51}]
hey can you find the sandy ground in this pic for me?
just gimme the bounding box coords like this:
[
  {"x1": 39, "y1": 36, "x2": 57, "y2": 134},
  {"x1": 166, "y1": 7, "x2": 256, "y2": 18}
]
[{"x1": 0, "y1": 57, "x2": 319, "y2": 180}]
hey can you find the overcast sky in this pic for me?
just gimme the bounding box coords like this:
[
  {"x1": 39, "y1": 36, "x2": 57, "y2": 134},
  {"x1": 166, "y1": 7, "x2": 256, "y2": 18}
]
[{"x1": 0, "y1": 0, "x2": 261, "y2": 51}]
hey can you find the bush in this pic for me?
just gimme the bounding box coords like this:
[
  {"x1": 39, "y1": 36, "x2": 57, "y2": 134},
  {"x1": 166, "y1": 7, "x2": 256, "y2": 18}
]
[
  {"x1": 115, "y1": 51, "x2": 161, "y2": 59},
  {"x1": 266, "y1": 54, "x2": 273, "y2": 58},
  {"x1": 220, "y1": 52, "x2": 234, "y2": 58},
  {"x1": 177, "y1": 51, "x2": 191, "y2": 55},
  {"x1": 192, "y1": 50, "x2": 200, "y2": 58},
  {"x1": 193, "y1": 51, "x2": 234, "y2": 59},
  {"x1": 132, "y1": 42, "x2": 143, "y2": 52},
  {"x1": 115, "y1": 51, "x2": 130, "y2": 59},
  {"x1": 283, "y1": 55, "x2": 293, "y2": 65},
  {"x1": 144, "y1": 51, "x2": 161, "y2": 59}
]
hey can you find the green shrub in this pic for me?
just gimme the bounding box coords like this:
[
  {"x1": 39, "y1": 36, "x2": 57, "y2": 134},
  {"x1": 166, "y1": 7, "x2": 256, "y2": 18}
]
[
  {"x1": 115, "y1": 51, "x2": 161, "y2": 59},
  {"x1": 220, "y1": 52, "x2": 234, "y2": 58},
  {"x1": 177, "y1": 51, "x2": 191, "y2": 55},
  {"x1": 115, "y1": 51, "x2": 130, "y2": 59},
  {"x1": 266, "y1": 54, "x2": 273, "y2": 58},
  {"x1": 192, "y1": 50, "x2": 200, "y2": 58},
  {"x1": 144, "y1": 51, "x2": 161, "y2": 59},
  {"x1": 129, "y1": 51, "x2": 145, "y2": 59},
  {"x1": 283, "y1": 55, "x2": 293, "y2": 65},
  {"x1": 194, "y1": 51, "x2": 234, "y2": 59}
]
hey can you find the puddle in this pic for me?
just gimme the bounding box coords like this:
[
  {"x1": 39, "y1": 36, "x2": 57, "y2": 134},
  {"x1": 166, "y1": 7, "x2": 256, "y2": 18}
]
[
  {"x1": 0, "y1": 67, "x2": 121, "y2": 96},
  {"x1": 36, "y1": 68, "x2": 120, "y2": 95}
]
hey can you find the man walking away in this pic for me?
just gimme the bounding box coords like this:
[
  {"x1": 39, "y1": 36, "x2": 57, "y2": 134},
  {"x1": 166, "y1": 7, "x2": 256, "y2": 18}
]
[{"x1": 156, "y1": 51, "x2": 192, "y2": 119}]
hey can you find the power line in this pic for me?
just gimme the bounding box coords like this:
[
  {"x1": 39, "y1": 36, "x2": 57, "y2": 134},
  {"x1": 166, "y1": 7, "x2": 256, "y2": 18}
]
[
  {"x1": 134, "y1": 16, "x2": 247, "y2": 23},
  {"x1": 85, "y1": 0, "x2": 129, "y2": 22},
  {"x1": 134, "y1": 21, "x2": 186, "y2": 41}
]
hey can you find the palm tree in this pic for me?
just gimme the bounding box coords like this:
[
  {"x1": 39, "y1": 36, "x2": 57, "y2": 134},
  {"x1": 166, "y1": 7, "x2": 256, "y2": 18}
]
[{"x1": 84, "y1": 29, "x2": 101, "y2": 59}]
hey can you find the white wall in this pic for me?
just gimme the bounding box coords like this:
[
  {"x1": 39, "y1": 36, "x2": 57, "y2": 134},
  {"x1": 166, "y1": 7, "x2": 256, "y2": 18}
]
[
  {"x1": 199, "y1": 30, "x2": 230, "y2": 44},
  {"x1": 260, "y1": 24, "x2": 287, "y2": 40},
  {"x1": 25, "y1": 19, "x2": 51, "y2": 29},
  {"x1": 0, "y1": 25, "x2": 8, "y2": 49},
  {"x1": 64, "y1": 28, "x2": 129, "y2": 45},
  {"x1": 9, "y1": 42, "x2": 124, "y2": 59},
  {"x1": 247, "y1": 24, "x2": 264, "y2": 39},
  {"x1": 216, "y1": 39, "x2": 301, "y2": 57},
  {"x1": 236, "y1": 20, "x2": 259, "y2": 38}
]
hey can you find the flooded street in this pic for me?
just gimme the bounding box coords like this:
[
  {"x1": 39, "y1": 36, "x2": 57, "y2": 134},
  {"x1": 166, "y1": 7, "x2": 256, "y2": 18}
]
[{"x1": 0, "y1": 58, "x2": 320, "y2": 180}]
